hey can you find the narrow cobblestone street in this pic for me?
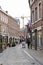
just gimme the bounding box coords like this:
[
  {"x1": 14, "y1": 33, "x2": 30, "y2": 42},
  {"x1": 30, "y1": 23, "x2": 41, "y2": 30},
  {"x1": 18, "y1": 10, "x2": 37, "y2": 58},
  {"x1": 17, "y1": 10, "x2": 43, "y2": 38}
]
[
  {"x1": 0, "y1": 44, "x2": 42, "y2": 65},
  {"x1": 0, "y1": 0, "x2": 43, "y2": 65}
]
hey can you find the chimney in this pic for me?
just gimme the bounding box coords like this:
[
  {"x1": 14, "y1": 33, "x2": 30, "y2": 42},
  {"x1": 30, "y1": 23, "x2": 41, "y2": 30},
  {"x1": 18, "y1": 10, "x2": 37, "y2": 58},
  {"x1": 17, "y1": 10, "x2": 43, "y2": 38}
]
[{"x1": 6, "y1": 11, "x2": 8, "y2": 13}]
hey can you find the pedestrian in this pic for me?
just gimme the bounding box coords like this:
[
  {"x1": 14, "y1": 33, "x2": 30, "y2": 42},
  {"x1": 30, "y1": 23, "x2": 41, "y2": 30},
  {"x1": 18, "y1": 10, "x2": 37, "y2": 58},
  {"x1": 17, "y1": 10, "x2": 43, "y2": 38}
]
[
  {"x1": 26, "y1": 33, "x2": 31, "y2": 48},
  {"x1": 26, "y1": 38, "x2": 30, "y2": 48}
]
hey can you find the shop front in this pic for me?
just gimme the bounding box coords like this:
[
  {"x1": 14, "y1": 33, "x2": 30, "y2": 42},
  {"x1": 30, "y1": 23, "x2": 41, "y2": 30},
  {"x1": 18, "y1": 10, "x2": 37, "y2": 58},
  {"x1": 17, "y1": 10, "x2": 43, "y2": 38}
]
[
  {"x1": 32, "y1": 27, "x2": 42, "y2": 50},
  {"x1": 37, "y1": 31, "x2": 42, "y2": 49}
]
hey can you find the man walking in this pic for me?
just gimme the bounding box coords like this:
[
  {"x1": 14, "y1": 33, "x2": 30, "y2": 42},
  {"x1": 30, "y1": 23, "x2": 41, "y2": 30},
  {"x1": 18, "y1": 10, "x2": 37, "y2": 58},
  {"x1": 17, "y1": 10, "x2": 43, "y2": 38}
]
[{"x1": 26, "y1": 33, "x2": 31, "y2": 48}]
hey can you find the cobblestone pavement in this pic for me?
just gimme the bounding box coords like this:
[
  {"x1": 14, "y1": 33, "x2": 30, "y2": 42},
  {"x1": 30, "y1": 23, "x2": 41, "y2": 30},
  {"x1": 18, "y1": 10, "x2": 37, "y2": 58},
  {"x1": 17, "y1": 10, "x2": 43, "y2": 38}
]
[
  {"x1": 0, "y1": 44, "x2": 41, "y2": 65},
  {"x1": 24, "y1": 44, "x2": 43, "y2": 65}
]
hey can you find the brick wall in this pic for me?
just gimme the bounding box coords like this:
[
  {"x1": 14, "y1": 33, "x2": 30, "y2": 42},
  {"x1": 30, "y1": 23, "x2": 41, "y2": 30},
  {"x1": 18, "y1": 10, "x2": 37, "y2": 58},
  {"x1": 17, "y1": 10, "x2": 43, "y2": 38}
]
[
  {"x1": 8, "y1": 16, "x2": 20, "y2": 38},
  {"x1": 30, "y1": 0, "x2": 43, "y2": 49},
  {"x1": 31, "y1": 0, "x2": 43, "y2": 29}
]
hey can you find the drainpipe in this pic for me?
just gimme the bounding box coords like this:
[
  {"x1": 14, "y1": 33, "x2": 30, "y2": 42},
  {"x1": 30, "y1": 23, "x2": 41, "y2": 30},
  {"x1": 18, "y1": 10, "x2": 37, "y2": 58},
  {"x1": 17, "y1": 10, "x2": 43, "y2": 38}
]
[
  {"x1": 30, "y1": 6, "x2": 32, "y2": 49},
  {"x1": 34, "y1": 29, "x2": 37, "y2": 50}
]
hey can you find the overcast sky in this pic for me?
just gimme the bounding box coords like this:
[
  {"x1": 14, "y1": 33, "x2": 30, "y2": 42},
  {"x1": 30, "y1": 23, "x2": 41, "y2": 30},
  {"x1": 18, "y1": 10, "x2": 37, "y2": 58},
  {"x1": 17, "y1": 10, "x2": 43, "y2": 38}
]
[{"x1": 0, "y1": 0, "x2": 30, "y2": 28}]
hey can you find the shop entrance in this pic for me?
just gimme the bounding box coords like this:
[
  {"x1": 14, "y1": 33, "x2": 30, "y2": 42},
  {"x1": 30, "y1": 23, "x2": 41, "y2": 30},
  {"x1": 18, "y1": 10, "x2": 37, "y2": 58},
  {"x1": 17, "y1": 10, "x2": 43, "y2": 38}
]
[{"x1": 37, "y1": 31, "x2": 42, "y2": 49}]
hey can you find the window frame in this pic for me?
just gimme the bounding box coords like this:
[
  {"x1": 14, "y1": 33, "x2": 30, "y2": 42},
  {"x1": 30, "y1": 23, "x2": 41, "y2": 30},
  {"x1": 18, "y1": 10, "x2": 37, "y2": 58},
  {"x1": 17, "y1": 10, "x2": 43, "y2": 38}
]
[
  {"x1": 32, "y1": 10, "x2": 34, "y2": 23},
  {"x1": 35, "y1": 7, "x2": 37, "y2": 21},
  {"x1": 38, "y1": 1, "x2": 42, "y2": 19}
]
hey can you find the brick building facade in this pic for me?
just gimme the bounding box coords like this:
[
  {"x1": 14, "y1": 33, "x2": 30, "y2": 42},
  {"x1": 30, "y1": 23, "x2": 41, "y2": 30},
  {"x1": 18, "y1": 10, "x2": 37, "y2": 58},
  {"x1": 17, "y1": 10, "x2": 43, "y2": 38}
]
[
  {"x1": 29, "y1": 0, "x2": 43, "y2": 49},
  {"x1": 0, "y1": 7, "x2": 20, "y2": 43}
]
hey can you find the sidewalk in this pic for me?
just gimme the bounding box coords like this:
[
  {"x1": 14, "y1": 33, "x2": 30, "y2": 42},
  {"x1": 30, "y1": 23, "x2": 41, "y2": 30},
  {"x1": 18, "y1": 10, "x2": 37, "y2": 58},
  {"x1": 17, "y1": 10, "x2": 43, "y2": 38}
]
[{"x1": 25, "y1": 44, "x2": 43, "y2": 64}]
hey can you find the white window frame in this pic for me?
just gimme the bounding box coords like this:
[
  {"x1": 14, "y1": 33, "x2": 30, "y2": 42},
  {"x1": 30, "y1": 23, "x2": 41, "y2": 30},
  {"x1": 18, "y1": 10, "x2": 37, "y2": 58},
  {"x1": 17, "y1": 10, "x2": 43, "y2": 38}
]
[
  {"x1": 32, "y1": 1, "x2": 42, "y2": 24},
  {"x1": 35, "y1": 7, "x2": 38, "y2": 21},
  {"x1": 32, "y1": 10, "x2": 34, "y2": 23},
  {"x1": 38, "y1": 1, "x2": 42, "y2": 20},
  {"x1": 32, "y1": 5, "x2": 38, "y2": 24}
]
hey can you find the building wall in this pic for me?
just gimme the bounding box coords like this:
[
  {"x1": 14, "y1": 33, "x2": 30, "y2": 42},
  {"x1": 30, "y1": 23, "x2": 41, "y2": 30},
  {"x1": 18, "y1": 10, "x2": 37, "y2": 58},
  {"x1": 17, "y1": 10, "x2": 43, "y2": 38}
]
[
  {"x1": 8, "y1": 16, "x2": 20, "y2": 38},
  {"x1": 31, "y1": 0, "x2": 42, "y2": 25},
  {"x1": 29, "y1": 0, "x2": 43, "y2": 49},
  {"x1": 0, "y1": 11, "x2": 8, "y2": 36},
  {"x1": 0, "y1": 9, "x2": 20, "y2": 42}
]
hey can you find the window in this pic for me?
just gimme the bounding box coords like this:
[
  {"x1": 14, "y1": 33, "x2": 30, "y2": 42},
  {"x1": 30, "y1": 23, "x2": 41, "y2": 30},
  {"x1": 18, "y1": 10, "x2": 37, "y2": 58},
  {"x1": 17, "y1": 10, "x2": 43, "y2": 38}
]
[
  {"x1": 39, "y1": 3, "x2": 41, "y2": 18},
  {"x1": 1, "y1": 13, "x2": 8, "y2": 24},
  {"x1": 32, "y1": 10, "x2": 34, "y2": 23},
  {"x1": 35, "y1": 7, "x2": 37, "y2": 21}
]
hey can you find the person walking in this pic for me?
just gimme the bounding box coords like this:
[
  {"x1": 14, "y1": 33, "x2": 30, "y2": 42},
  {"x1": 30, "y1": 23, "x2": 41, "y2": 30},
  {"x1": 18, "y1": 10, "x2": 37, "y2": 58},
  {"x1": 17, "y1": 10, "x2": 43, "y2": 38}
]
[{"x1": 26, "y1": 33, "x2": 31, "y2": 48}]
